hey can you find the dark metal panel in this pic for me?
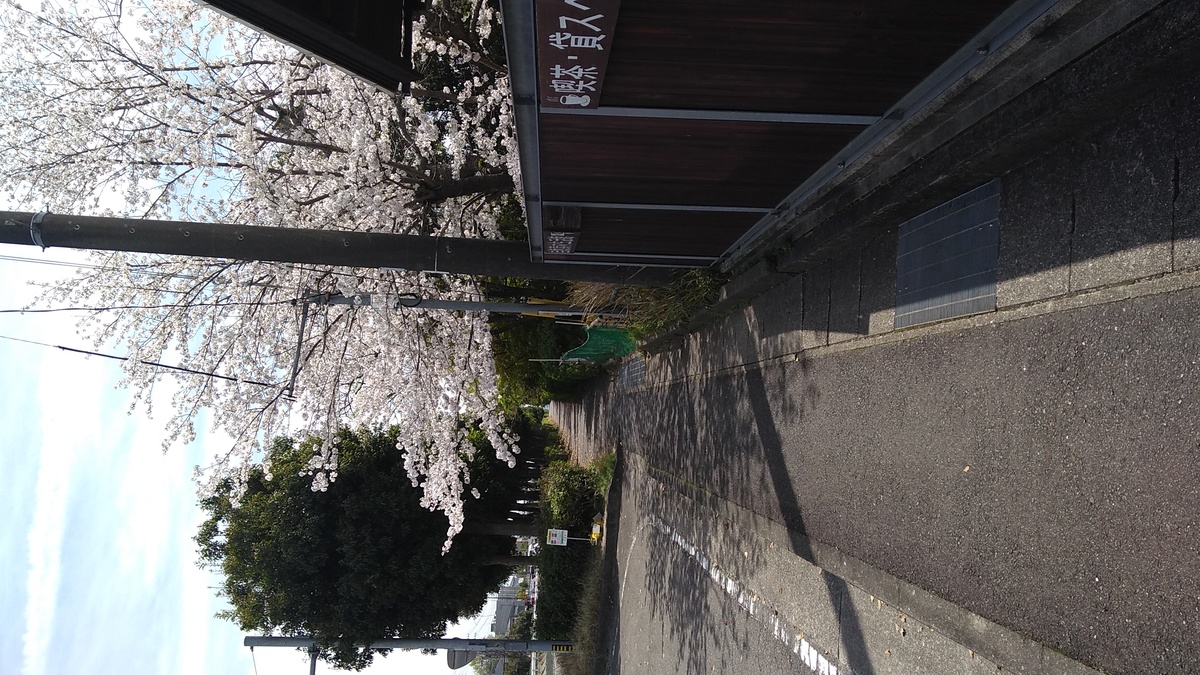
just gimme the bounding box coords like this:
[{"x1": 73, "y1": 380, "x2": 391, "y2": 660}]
[
  {"x1": 202, "y1": 0, "x2": 420, "y2": 91},
  {"x1": 545, "y1": 201, "x2": 769, "y2": 213},
  {"x1": 570, "y1": 208, "x2": 759, "y2": 258},
  {"x1": 544, "y1": 253, "x2": 713, "y2": 267},
  {"x1": 539, "y1": 115, "x2": 863, "y2": 207},
  {"x1": 600, "y1": 0, "x2": 1014, "y2": 114},
  {"x1": 895, "y1": 181, "x2": 1000, "y2": 328}
]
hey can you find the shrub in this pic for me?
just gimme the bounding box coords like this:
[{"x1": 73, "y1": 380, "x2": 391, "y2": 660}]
[{"x1": 533, "y1": 452, "x2": 612, "y2": 641}]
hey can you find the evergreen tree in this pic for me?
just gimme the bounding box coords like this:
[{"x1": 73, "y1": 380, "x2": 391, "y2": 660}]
[{"x1": 196, "y1": 426, "x2": 516, "y2": 670}]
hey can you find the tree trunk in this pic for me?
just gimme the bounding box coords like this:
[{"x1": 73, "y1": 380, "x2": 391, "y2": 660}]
[{"x1": 420, "y1": 172, "x2": 515, "y2": 202}]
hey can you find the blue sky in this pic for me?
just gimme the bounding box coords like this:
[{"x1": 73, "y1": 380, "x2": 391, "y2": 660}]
[
  {"x1": 2, "y1": 2, "x2": 500, "y2": 671},
  {"x1": 0, "y1": 244, "x2": 487, "y2": 675}
]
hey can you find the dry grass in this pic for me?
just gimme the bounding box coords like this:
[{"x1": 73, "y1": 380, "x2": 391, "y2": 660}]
[{"x1": 567, "y1": 269, "x2": 727, "y2": 339}]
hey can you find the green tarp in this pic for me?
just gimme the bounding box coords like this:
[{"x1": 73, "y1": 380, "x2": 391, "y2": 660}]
[{"x1": 561, "y1": 326, "x2": 636, "y2": 364}]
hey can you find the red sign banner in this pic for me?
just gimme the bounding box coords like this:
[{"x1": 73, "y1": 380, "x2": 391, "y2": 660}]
[{"x1": 535, "y1": 0, "x2": 621, "y2": 109}]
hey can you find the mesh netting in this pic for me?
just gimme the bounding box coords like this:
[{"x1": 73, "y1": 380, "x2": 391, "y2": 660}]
[{"x1": 561, "y1": 326, "x2": 636, "y2": 363}]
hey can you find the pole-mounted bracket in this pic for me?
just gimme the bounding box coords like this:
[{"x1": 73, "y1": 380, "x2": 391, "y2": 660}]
[
  {"x1": 394, "y1": 292, "x2": 422, "y2": 309},
  {"x1": 29, "y1": 211, "x2": 47, "y2": 250}
]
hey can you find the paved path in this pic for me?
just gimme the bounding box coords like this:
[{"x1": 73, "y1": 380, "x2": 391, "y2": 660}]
[
  {"x1": 598, "y1": 452, "x2": 1090, "y2": 675},
  {"x1": 555, "y1": 279, "x2": 1200, "y2": 675}
]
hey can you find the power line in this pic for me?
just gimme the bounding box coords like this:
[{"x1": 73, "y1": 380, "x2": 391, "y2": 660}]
[
  {"x1": 0, "y1": 252, "x2": 203, "y2": 280},
  {"x1": 0, "y1": 333, "x2": 279, "y2": 388},
  {"x1": 0, "y1": 249, "x2": 500, "y2": 305},
  {"x1": 0, "y1": 298, "x2": 298, "y2": 314},
  {"x1": 0, "y1": 253, "x2": 105, "y2": 268},
  {"x1": 468, "y1": 611, "x2": 491, "y2": 638}
]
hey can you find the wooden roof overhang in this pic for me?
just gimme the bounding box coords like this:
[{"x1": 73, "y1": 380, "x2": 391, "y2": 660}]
[
  {"x1": 202, "y1": 0, "x2": 424, "y2": 92},
  {"x1": 502, "y1": 0, "x2": 1062, "y2": 269}
]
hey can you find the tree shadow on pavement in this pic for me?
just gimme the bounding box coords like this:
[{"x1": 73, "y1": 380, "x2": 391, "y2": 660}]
[
  {"x1": 562, "y1": 369, "x2": 772, "y2": 674},
  {"x1": 630, "y1": 374, "x2": 740, "y2": 675},
  {"x1": 556, "y1": 323, "x2": 878, "y2": 674},
  {"x1": 550, "y1": 69, "x2": 1200, "y2": 675},
  {"x1": 552, "y1": 314, "x2": 883, "y2": 672},
  {"x1": 744, "y1": 359, "x2": 876, "y2": 675}
]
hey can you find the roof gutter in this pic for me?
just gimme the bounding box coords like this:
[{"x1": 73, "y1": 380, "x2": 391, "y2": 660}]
[{"x1": 500, "y1": 0, "x2": 545, "y2": 262}]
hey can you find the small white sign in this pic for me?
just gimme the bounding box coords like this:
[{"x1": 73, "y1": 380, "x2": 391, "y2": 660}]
[{"x1": 547, "y1": 528, "x2": 569, "y2": 546}]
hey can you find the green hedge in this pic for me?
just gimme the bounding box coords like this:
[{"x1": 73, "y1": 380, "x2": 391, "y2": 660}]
[{"x1": 533, "y1": 455, "x2": 609, "y2": 640}]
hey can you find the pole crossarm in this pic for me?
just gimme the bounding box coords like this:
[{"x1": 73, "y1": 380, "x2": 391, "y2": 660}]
[{"x1": 0, "y1": 211, "x2": 673, "y2": 286}]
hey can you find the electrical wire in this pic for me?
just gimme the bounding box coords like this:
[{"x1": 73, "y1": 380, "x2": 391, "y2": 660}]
[
  {"x1": 0, "y1": 251, "x2": 383, "y2": 284},
  {"x1": 0, "y1": 253, "x2": 109, "y2": 269},
  {"x1": 0, "y1": 253, "x2": 488, "y2": 300},
  {"x1": 0, "y1": 253, "x2": 203, "y2": 280},
  {"x1": 0, "y1": 298, "x2": 299, "y2": 314},
  {"x1": 0, "y1": 333, "x2": 279, "y2": 388}
]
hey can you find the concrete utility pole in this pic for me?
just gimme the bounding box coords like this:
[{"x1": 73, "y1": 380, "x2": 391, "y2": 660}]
[
  {"x1": 244, "y1": 635, "x2": 572, "y2": 652},
  {"x1": 310, "y1": 289, "x2": 620, "y2": 317},
  {"x1": 244, "y1": 635, "x2": 574, "y2": 670},
  {"x1": 0, "y1": 210, "x2": 674, "y2": 285}
]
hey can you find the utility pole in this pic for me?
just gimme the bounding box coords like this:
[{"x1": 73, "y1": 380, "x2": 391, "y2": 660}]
[
  {"x1": 0, "y1": 210, "x2": 674, "y2": 285},
  {"x1": 244, "y1": 635, "x2": 573, "y2": 670},
  {"x1": 308, "y1": 289, "x2": 621, "y2": 317}
]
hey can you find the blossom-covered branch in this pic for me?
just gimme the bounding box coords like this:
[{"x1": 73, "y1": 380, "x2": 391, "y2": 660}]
[{"x1": 0, "y1": 0, "x2": 523, "y2": 546}]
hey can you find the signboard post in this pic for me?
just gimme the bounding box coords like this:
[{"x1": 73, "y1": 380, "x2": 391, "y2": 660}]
[{"x1": 547, "y1": 528, "x2": 596, "y2": 545}]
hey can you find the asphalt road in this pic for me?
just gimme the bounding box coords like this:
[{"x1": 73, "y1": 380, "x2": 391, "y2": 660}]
[
  {"x1": 559, "y1": 284, "x2": 1200, "y2": 674},
  {"x1": 596, "y1": 452, "x2": 1042, "y2": 675},
  {"x1": 606, "y1": 486, "x2": 816, "y2": 675}
]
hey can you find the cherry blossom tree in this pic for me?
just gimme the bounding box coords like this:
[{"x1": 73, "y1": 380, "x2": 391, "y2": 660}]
[{"x1": 0, "y1": 0, "x2": 525, "y2": 545}]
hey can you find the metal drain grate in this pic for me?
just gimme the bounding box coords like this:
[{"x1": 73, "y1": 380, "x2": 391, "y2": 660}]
[
  {"x1": 616, "y1": 354, "x2": 646, "y2": 391},
  {"x1": 895, "y1": 180, "x2": 1000, "y2": 329}
]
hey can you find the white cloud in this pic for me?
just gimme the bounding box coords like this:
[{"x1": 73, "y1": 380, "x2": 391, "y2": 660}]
[
  {"x1": 112, "y1": 380, "x2": 192, "y2": 580},
  {"x1": 177, "y1": 430, "x2": 234, "y2": 675},
  {"x1": 20, "y1": 439, "x2": 70, "y2": 675},
  {"x1": 19, "y1": 349, "x2": 109, "y2": 675},
  {"x1": 175, "y1": 420, "x2": 244, "y2": 675},
  {"x1": 13, "y1": 246, "x2": 119, "y2": 675},
  {"x1": 177, "y1": 530, "x2": 215, "y2": 675}
]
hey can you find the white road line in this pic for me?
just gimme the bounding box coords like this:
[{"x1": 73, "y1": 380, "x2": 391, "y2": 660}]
[{"x1": 647, "y1": 513, "x2": 838, "y2": 675}]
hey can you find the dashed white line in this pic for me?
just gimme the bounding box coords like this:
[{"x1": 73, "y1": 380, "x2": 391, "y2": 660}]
[{"x1": 647, "y1": 513, "x2": 839, "y2": 675}]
